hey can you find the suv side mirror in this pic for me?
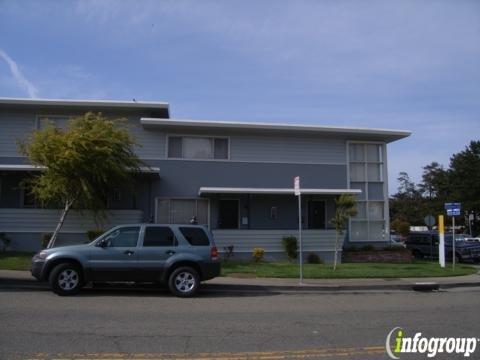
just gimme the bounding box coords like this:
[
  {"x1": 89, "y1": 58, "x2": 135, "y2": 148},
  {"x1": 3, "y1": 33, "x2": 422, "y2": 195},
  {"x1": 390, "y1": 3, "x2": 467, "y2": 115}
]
[{"x1": 97, "y1": 239, "x2": 108, "y2": 248}]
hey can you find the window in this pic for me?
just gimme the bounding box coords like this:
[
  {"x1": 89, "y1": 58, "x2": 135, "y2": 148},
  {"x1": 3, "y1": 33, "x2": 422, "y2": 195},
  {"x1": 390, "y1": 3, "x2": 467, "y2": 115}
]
[
  {"x1": 270, "y1": 207, "x2": 279, "y2": 220},
  {"x1": 143, "y1": 226, "x2": 176, "y2": 247},
  {"x1": 179, "y1": 227, "x2": 210, "y2": 246},
  {"x1": 348, "y1": 142, "x2": 386, "y2": 242},
  {"x1": 168, "y1": 136, "x2": 229, "y2": 160},
  {"x1": 38, "y1": 116, "x2": 70, "y2": 130},
  {"x1": 156, "y1": 198, "x2": 209, "y2": 225},
  {"x1": 21, "y1": 187, "x2": 36, "y2": 208},
  {"x1": 104, "y1": 226, "x2": 139, "y2": 247}
]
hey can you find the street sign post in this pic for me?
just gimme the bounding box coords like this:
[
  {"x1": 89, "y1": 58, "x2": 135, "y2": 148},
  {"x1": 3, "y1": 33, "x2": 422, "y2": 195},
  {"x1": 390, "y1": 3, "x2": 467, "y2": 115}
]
[
  {"x1": 445, "y1": 203, "x2": 461, "y2": 269},
  {"x1": 424, "y1": 215, "x2": 435, "y2": 229},
  {"x1": 294, "y1": 176, "x2": 303, "y2": 285}
]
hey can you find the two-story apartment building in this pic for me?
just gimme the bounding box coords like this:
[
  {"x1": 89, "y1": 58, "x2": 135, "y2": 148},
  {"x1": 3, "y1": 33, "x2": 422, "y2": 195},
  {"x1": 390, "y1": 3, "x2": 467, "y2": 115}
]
[{"x1": 0, "y1": 98, "x2": 410, "y2": 261}]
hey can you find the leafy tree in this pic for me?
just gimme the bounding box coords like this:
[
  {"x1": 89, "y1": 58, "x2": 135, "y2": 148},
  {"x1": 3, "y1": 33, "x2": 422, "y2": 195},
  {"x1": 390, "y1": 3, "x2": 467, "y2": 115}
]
[
  {"x1": 330, "y1": 194, "x2": 357, "y2": 270},
  {"x1": 449, "y1": 141, "x2": 480, "y2": 234},
  {"x1": 389, "y1": 172, "x2": 426, "y2": 225},
  {"x1": 390, "y1": 218, "x2": 410, "y2": 237},
  {"x1": 19, "y1": 112, "x2": 142, "y2": 248}
]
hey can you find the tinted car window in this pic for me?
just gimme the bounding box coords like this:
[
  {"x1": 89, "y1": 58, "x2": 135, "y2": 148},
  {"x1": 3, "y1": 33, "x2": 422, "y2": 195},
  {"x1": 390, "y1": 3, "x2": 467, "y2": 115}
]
[
  {"x1": 105, "y1": 227, "x2": 139, "y2": 247},
  {"x1": 143, "y1": 227, "x2": 176, "y2": 247},
  {"x1": 179, "y1": 227, "x2": 209, "y2": 246}
]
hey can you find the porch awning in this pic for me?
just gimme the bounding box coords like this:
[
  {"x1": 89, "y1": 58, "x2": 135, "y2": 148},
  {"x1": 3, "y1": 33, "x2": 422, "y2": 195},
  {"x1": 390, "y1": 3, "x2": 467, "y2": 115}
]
[
  {"x1": 0, "y1": 164, "x2": 161, "y2": 176},
  {"x1": 198, "y1": 187, "x2": 361, "y2": 196}
]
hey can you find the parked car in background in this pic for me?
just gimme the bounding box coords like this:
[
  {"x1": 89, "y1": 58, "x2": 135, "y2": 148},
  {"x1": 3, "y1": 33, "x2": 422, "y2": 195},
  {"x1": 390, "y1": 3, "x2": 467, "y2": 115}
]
[
  {"x1": 465, "y1": 237, "x2": 480, "y2": 243},
  {"x1": 31, "y1": 224, "x2": 221, "y2": 297},
  {"x1": 405, "y1": 231, "x2": 480, "y2": 263},
  {"x1": 389, "y1": 235, "x2": 406, "y2": 248}
]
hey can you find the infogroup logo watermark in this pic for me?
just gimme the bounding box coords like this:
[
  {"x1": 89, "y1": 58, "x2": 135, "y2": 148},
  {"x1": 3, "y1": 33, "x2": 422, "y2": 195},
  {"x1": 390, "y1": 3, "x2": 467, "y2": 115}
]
[{"x1": 386, "y1": 327, "x2": 479, "y2": 359}]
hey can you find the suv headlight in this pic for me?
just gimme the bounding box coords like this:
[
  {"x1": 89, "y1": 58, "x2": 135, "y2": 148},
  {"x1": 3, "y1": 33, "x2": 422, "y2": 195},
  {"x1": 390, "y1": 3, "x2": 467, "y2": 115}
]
[{"x1": 36, "y1": 251, "x2": 48, "y2": 260}]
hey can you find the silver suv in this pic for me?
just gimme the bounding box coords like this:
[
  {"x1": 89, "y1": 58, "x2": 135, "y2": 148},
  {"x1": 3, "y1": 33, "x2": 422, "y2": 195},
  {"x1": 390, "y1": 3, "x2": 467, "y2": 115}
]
[{"x1": 31, "y1": 224, "x2": 221, "y2": 297}]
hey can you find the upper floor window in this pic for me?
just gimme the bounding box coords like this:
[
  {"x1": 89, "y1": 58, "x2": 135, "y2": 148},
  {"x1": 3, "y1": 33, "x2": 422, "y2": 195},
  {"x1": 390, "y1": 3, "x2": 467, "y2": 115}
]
[
  {"x1": 37, "y1": 116, "x2": 70, "y2": 130},
  {"x1": 167, "y1": 136, "x2": 228, "y2": 160}
]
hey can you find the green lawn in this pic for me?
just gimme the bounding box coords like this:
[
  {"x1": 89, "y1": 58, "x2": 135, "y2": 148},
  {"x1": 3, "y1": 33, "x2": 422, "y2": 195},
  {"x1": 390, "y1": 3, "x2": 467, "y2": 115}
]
[
  {"x1": 0, "y1": 252, "x2": 34, "y2": 271},
  {"x1": 0, "y1": 252, "x2": 477, "y2": 279},
  {"x1": 221, "y1": 261, "x2": 478, "y2": 279}
]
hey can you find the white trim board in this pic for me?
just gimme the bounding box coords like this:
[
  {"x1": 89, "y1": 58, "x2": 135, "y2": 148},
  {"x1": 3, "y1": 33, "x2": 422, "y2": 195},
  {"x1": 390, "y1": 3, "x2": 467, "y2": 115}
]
[{"x1": 199, "y1": 187, "x2": 362, "y2": 196}]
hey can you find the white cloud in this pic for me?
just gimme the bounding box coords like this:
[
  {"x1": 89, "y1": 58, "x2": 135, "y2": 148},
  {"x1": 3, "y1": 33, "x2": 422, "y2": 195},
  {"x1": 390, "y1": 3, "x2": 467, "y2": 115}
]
[{"x1": 0, "y1": 48, "x2": 39, "y2": 98}]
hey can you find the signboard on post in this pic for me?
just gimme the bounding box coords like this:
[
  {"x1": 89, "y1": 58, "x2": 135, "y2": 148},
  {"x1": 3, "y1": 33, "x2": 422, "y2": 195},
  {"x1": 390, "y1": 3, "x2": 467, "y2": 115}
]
[
  {"x1": 445, "y1": 203, "x2": 461, "y2": 217},
  {"x1": 445, "y1": 202, "x2": 461, "y2": 269},
  {"x1": 294, "y1": 176, "x2": 300, "y2": 196},
  {"x1": 293, "y1": 176, "x2": 303, "y2": 284}
]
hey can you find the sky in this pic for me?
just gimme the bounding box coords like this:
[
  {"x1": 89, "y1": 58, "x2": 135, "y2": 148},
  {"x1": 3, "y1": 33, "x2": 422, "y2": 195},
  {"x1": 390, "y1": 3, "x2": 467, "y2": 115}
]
[{"x1": 0, "y1": 0, "x2": 479, "y2": 194}]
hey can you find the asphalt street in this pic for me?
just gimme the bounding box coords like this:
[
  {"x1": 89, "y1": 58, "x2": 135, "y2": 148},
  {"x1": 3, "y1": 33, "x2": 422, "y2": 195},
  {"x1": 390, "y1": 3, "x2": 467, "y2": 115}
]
[{"x1": 1, "y1": 286, "x2": 479, "y2": 360}]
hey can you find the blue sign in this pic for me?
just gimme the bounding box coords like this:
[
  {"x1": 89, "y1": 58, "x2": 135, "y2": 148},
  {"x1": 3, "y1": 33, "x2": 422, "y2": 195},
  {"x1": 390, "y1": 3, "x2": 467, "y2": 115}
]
[{"x1": 445, "y1": 202, "x2": 461, "y2": 216}]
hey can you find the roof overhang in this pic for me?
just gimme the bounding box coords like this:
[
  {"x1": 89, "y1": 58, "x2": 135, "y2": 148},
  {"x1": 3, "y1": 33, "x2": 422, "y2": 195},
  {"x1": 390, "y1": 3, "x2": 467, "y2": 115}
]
[
  {"x1": 0, "y1": 164, "x2": 160, "y2": 176},
  {"x1": 199, "y1": 187, "x2": 361, "y2": 196},
  {"x1": 141, "y1": 118, "x2": 411, "y2": 143},
  {"x1": 0, "y1": 97, "x2": 170, "y2": 117}
]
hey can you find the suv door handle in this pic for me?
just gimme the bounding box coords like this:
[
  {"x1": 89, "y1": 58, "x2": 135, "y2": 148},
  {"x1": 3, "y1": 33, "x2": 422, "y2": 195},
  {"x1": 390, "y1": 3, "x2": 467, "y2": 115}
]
[
  {"x1": 124, "y1": 250, "x2": 135, "y2": 256},
  {"x1": 165, "y1": 250, "x2": 175, "y2": 256}
]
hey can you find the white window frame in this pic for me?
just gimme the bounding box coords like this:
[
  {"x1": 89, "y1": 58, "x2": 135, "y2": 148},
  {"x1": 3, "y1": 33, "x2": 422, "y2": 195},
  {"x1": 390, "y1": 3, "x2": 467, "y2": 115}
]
[
  {"x1": 165, "y1": 134, "x2": 230, "y2": 161},
  {"x1": 35, "y1": 114, "x2": 73, "y2": 130},
  {"x1": 346, "y1": 141, "x2": 389, "y2": 242},
  {"x1": 154, "y1": 197, "x2": 211, "y2": 228}
]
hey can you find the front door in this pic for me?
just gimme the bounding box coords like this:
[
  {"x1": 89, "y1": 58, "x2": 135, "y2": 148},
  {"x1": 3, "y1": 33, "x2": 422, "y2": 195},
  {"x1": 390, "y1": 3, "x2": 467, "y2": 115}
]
[
  {"x1": 218, "y1": 200, "x2": 239, "y2": 229},
  {"x1": 88, "y1": 226, "x2": 140, "y2": 282},
  {"x1": 308, "y1": 201, "x2": 326, "y2": 229}
]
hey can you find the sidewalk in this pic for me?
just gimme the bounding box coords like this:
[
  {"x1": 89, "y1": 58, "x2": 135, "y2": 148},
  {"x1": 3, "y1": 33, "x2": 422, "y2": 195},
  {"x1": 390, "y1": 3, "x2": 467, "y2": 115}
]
[{"x1": 1, "y1": 269, "x2": 479, "y2": 292}]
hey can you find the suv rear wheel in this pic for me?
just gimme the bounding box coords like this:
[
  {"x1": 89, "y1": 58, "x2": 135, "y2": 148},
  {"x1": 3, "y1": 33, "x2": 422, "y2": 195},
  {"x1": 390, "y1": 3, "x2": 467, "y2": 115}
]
[
  {"x1": 49, "y1": 263, "x2": 84, "y2": 296},
  {"x1": 168, "y1": 266, "x2": 200, "y2": 297}
]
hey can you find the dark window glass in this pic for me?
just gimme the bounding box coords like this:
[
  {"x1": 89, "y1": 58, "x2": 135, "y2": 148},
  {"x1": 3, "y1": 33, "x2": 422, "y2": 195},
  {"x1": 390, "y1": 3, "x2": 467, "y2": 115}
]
[
  {"x1": 179, "y1": 227, "x2": 210, "y2": 246},
  {"x1": 143, "y1": 227, "x2": 176, "y2": 247},
  {"x1": 214, "y1": 138, "x2": 228, "y2": 159},
  {"x1": 22, "y1": 189, "x2": 36, "y2": 207},
  {"x1": 168, "y1": 136, "x2": 182, "y2": 158},
  {"x1": 104, "y1": 226, "x2": 139, "y2": 247}
]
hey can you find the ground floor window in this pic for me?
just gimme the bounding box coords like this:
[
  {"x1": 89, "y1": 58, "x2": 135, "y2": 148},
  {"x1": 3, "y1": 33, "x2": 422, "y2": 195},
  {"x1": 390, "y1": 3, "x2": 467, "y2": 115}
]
[{"x1": 156, "y1": 198, "x2": 208, "y2": 225}]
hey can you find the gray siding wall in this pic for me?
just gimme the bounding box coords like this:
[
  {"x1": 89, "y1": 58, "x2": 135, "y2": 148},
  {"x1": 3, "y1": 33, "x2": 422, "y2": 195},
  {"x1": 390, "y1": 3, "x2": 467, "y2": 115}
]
[
  {"x1": 230, "y1": 135, "x2": 345, "y2": 164},
  {"x1": 213, "y1": 229, "x2": 339, "y2": 252},
  {"x1": 1, "y1": 110, "x2": 347, "y2": 165},
  {"x1": 147, "y1": 160, "x2": 347, "y2": 198},
  {"x1": 0, "y1": 110, "x2": 36, "y2": 157},
  {"x1": 0, "y1": 208, "x2": 143, "y2": 233}
]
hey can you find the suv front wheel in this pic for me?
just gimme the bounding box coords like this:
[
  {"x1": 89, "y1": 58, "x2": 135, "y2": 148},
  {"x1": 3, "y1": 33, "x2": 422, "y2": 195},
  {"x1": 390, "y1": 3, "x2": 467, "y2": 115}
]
[
  {"x1": 49, "y1": 263, "x2": 84, "y2": 296},
  {"x1": 168, "y1": 266, "x2": 200, "y2": 297}
]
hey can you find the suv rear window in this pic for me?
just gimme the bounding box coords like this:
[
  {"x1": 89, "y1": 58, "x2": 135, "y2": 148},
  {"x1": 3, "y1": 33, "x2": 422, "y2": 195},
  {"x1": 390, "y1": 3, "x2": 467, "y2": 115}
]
[
  {"x1": 143, "y1": 226, "x2": 176, "y2": 247},
  {"x1": 179, "y1": 227, "x2": 209, "y2": 246}
]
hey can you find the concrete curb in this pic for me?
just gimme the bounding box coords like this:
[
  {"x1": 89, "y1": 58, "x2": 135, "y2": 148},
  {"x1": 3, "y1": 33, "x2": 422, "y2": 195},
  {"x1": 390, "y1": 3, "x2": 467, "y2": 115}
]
[{"x1": 1, "y1": 276, "x2": 479, "y2": 293}]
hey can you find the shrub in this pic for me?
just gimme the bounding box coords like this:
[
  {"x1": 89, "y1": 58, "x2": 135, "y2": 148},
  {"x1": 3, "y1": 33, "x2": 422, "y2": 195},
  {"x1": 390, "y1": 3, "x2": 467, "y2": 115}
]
[
  {"x1": 282, "y1": 236, "x2": 298, "y2": 260},
  {"x1": 360, "y1": 244, "x2": 375, "y2": 251},
  {"x1": 87, "y1": 229, "x2": 105, "y2": 241},
  {"x1": 391, "y1": 218, "x2": 410, "y2": 237},
  {"x1": 383, "y1": 245, "x2": 407, "y2": 252},
  {"x1": 345, "y1": 245, "x2": 358, "y2": 252},
  {"x1": 223, "y1": 245, "x2": 235, "y2": 262},
  {"x1": 307, "y1": 252, "x2": 322, "y2": 264},
  {"x1": 41, "y1": 233, "x2": 53, "y2": 249},
  {"x1": 0, "y1": 233, "x2": 11, "y2": 252},
  {"x1": 252, "y1": 247, "x2": 265, "y2": 263}
]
